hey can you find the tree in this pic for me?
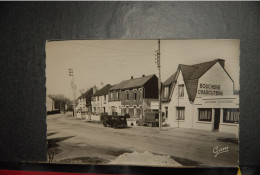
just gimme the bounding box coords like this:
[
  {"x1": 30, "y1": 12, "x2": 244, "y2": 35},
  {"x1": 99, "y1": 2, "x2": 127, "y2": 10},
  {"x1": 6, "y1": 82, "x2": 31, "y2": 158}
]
[{"x1": 48, "y1": 94, "x2": 72, "y2": 113}]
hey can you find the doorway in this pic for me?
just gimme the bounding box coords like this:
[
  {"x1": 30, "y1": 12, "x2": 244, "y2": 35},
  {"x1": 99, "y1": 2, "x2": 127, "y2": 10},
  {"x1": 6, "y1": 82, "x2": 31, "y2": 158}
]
[{"x1": 214, "y1": 109, "x2": 220, "y2": 130}]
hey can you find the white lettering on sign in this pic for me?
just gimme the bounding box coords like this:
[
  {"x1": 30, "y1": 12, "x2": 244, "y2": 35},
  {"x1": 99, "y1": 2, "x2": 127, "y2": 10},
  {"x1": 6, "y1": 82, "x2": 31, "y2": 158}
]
[{"x1": 198, "y1": 83, "x2": 223, "y2": 96}]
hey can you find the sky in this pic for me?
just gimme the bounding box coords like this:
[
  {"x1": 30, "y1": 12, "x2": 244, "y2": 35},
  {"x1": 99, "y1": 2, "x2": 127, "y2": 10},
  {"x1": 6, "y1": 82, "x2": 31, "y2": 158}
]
[{"x1": 46, "y1": 39, "x2": 240, "y2": 99}]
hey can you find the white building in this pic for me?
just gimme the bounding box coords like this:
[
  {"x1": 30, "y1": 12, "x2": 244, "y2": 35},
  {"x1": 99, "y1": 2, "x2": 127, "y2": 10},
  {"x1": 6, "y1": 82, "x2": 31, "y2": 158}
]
[
  {"x1": 162, "y1": 59, "x2": 239, "y2": 136},
  {"x1": 76, "y1": 87, "x2": 95, "y2": 119},
  {"x1": 91, "y1": 84, "x2": 113, "y2": 121}
]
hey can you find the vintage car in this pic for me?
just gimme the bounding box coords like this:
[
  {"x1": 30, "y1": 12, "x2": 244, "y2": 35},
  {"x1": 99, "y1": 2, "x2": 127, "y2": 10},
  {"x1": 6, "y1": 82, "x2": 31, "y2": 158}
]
[
  {"x1": 102, "y1": 114, "x2": 129, "y2": 128},
  {"x1": 136, "y1": 111, "x2": 165, "y2": 127}
]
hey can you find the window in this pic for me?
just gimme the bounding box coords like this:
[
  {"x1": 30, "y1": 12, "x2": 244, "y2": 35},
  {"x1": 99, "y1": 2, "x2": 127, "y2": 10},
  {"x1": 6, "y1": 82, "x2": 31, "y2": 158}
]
[
  {"x1": 178, "y1": 84, "x2": 184, "y2": 97},
  {"x1": 134, "y1": 91, "x2": 137, "y2": 100},
  {"x1": 198, "y1": 108, "x2": 212, "y2": 121},
  {"x1": 139, "y1": 88, "x2": 143, "y2": 99},
  {"x1": 110, "y1": 92, "x2": 113, "y2": 99},
  {"x1": 165, "y1": 107, "x2": 168, "y2": 118},
  {"x1": 134, "y1": 106, "x2": 137, "y2": 116},
  {"x1": 163, "y1": 86, "x2": 169, "y2": 98},
  {"x1": 126, "y1": 91, "x2": 129, "y2": 100},
  {"x1": 176, "y1": 107, "x2": 185, "y2": 120},
  {"x1": 104, "y1": 95, "x2": 106, "y2": 101},
  {"x1": 223, "y1": 109, "x2": 239, "y2": 123},
  {"x1": 97, "y1": 96, "x2": 99, "y2": 101},
  {"x1": 116, "y1": 92, "x2": 119, "y2": 99}
]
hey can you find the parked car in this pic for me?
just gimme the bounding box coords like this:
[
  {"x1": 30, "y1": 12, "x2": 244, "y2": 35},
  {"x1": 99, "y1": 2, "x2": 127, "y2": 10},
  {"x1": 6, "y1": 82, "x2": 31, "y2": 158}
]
[{"x1": 102, "y1": 114, "x2": 129, "y2": 128}]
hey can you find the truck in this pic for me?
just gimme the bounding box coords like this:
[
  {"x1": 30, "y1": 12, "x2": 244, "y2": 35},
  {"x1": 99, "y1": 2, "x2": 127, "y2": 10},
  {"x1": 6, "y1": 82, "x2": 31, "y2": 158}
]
[
  {"x1": 101, "y1": 113, "x2": 129, "y2": 128},
  {"x1": 136, "y1": 111, "x2": 165, "y2": 127}
]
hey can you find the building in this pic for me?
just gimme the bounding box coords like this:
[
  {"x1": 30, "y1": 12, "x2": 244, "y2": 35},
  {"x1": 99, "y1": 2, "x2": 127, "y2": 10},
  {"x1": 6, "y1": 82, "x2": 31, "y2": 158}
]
[
  {"x1": 91, "y1": 84, "x2": 113, "y2": 121},
  {"x1": 162, "y1": 59, "x2": 239, "y2": 135},
  {"x1": 108, "y1": 74, "x2": 159, "y2": 118},
  {"x1": 76, "y1": 87, "x2": 96, "y2": 119}
]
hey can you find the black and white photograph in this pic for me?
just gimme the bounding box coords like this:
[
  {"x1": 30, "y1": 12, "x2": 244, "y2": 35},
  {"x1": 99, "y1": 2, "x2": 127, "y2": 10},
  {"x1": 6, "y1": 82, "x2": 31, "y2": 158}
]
[{"x1": 46, "y1": 39, "x2": 239, "y2": 167}]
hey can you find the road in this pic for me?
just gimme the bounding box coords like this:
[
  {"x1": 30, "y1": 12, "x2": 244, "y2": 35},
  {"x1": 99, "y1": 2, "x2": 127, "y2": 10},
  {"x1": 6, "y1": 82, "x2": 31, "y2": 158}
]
[{"x1": 47, "y1": 113, "x2": 238, "y2": 167}]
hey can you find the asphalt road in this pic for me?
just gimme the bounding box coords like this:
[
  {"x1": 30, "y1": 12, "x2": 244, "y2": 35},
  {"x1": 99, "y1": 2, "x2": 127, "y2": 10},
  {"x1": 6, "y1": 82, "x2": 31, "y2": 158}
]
[{"x1": 47, "y1": 112, "x2": 238, "y2": 167}]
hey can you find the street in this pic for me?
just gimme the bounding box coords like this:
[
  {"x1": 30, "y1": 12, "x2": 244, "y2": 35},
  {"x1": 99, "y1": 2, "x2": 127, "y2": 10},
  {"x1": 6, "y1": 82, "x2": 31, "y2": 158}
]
[{"x1": 47, "y1": 112, "x2": 238, "y2": 167}]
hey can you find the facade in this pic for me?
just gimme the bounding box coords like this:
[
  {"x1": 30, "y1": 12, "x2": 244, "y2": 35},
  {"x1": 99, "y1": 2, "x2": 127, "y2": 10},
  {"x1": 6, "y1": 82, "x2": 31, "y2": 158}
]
[
  {"x1": 91, "y1": 84, "x2": 113, "y2": 121},
  {"x1": 162, "y1": 59, "x2": 239, "y2": 135},
  {"x1": 108, "y1": 74, "x2": 159, "y2": 118},
  {"x1": 76, "y1": 87, "x2": 96, "y2": 119}
]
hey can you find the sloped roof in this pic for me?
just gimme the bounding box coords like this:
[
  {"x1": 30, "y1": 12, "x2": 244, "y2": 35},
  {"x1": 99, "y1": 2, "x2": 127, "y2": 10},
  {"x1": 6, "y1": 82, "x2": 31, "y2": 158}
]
[
  {"x1": 121, "y1": 74, "x2": 155, "y2": 90},
  {"x1": 110, "y1": 74, "x2": 156, "y2": 90},
  {"x1": 164, "y1": 59, "x2": 229, "y2": 102},
  {"x1": 93, "y1": 84, "x2": 113, "y2": 96},
  {"x1": 163, "y1": 72, "x2": 177, "y2": 86},
  {"x1": 78, "y1": 88, "x2": 93, "y2": 99},
  {"x1": 109, "y1": 80, "x2": 129, "y2": 91}
]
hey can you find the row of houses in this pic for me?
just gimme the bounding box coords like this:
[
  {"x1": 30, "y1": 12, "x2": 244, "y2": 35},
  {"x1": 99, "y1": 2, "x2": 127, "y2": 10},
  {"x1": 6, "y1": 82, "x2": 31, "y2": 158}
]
[
  {"x1": 75, "y1": 59, "x2": 239, "y2": 135},
  {"x1": 76, "y1": 74, "x2": 159, "y2": 120}
]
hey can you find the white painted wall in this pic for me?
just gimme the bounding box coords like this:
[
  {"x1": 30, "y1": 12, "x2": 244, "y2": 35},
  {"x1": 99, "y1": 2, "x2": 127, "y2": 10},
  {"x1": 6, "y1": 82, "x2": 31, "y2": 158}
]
[
  {"x1": 196, "y1": 62, "x2": 234, "y2": 98},
  {"x1": 166, "y1": 71, "x2": 193, "y2": 128},
  {"x1": 108, "y1": 101, "x2": 122, "y2": 115}
]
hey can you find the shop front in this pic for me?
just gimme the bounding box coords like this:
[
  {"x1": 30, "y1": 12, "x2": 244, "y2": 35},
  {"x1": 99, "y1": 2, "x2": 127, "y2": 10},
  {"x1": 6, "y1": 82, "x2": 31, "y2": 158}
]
[{"x1": 193, "y1": 95, "x2": 239, "y2": 136}]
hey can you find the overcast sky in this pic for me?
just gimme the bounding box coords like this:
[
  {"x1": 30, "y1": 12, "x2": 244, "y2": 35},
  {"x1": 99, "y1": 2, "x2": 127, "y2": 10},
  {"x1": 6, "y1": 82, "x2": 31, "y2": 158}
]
[{"x1": 46, "y1": 39, "x2": 240, "y2": 99}]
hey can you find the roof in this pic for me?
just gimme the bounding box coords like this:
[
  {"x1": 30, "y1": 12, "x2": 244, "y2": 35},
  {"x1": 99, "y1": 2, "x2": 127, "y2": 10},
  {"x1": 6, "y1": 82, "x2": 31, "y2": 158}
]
[
  {"x1": 163, "y1": 72, "x2": 177, "y2": 86},
  {"x1": 164, "y1": 59, "x2": 229, "y2": 102},
  {"x1": 78, "y1": 88, "x2": 93, "y2": 99},
  {"x1": 93, "y1": 84, "x2": 113, "y2": 96},
  {"x1": 110, "y1": 74, "x2": 156, "y2": 90}
]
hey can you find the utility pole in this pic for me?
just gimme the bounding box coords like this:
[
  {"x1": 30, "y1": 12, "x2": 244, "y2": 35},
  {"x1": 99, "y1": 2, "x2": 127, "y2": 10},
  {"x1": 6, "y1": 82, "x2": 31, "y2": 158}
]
[
  {"x1": 155, "y1": 39, "x2": 162, "y2": 130},
  {"x1": 69, "y1": 68, "x2": 76, "y2": 117}
]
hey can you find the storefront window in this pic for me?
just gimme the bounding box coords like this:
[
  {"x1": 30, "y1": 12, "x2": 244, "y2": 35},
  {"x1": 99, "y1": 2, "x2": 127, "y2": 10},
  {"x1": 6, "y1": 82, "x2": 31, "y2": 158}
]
[
  {"x1": 199, "y1": 108, "x2": 212, "y2": 121},
  {"x1": 176, "y1": 107, "x2": 185, "y2": 120},
  {"x1": 223, "y1": 109, "x2": 239, "y2": 123},
  {"x1": 178, "y1": 84, "x2": 184, "y2": 97}
]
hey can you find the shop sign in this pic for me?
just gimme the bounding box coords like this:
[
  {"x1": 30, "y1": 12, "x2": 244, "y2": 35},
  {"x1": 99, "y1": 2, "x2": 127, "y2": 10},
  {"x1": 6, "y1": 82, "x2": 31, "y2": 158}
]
[{"x1": 198, "y1": 83, "x2": 223, "y2": 96}]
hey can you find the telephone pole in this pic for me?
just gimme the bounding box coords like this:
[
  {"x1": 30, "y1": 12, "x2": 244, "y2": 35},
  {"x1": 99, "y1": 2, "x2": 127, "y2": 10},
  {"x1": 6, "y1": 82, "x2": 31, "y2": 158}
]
[
  {"x1": 155, "y1": 39, "x2": 162, "y2": 130},
  {"x1": 69, "y1": 68, "x2": 76, "y2": 117}
]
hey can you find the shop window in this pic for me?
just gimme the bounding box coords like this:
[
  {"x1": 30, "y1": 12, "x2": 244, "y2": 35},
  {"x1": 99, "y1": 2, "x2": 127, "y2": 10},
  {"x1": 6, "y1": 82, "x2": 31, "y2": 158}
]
[
  {"x1": 223, "y1": 109, "x2": 239, "y2": 123},
  {"x1": 176, "y1": 107, "x2": 185, "y2": 120},
  {"x1": 163, "y1": 86, "x2": 169, "y2": 98},
  {"x1": 178, "y1": 84, "x2": 184, "y2": 97},
  {"x1": 198, "y1": 108, "x2": 212, "y2": 121}
]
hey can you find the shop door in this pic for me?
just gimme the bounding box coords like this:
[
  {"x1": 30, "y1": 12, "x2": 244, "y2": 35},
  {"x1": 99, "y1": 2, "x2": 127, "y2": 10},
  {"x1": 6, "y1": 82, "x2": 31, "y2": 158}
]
[{"x1": 214, "y1": 109, "x2": 220, "y2": 130}]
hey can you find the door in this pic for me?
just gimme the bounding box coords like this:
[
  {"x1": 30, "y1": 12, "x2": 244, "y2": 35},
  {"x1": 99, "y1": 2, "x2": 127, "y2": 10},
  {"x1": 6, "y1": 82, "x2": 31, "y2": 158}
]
[{"x1": 214, "y1": 109, "x2": 220, "y2": 130}]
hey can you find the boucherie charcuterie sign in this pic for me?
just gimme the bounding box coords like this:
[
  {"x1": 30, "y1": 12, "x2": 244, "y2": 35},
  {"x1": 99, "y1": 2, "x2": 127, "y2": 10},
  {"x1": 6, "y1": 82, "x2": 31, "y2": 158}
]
[{"x1": 197, "y1": 83, "x2": 223, "y2": 96}]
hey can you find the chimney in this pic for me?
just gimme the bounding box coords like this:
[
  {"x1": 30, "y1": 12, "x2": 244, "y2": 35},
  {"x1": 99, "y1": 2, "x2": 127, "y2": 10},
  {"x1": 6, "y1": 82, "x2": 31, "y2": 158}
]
[
  {"x1": 131, "y1": 76, "x2": 133, "y2": 79},
  {"x1": 93, "y1": 85, "x2": 97, "y2": 94},
  {"x1": 142, "y1": 74, "x2": 145, "y2": 77},
  {"x1": 215, "y1": 59, "x2": 225, "y2": 68}
]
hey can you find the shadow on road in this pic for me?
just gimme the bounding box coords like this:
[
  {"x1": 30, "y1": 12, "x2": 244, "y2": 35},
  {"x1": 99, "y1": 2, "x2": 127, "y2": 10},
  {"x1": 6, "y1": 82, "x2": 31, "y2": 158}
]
[
  {"x1": 47, "y1": 132, "x2": 59, "y2": 137},
  {"x1": 47, "y1": 136, "x2": 75, "y2": 149},
  {"x1": 171, "y1": 156, "x2": 201, "y2": 166},
  {"x1": 59, "y1": 157, "x2": 110, "y2": 164},
  {"x1": 217, "y1": 138, "x2": 238, "y2": 145}
]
